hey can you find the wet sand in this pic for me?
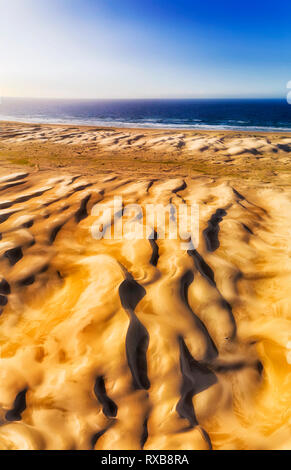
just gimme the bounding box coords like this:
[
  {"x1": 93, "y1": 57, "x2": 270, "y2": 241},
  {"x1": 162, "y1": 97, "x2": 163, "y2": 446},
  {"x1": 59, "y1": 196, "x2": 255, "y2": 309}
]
[{"x1": 0, "y1": 122, "x2": 290, "y2": 450}]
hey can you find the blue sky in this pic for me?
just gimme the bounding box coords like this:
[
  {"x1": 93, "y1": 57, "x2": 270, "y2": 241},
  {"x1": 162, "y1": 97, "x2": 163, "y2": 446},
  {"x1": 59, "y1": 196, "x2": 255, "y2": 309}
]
[{"x1": 1, "y1": 0, "x2": 290, "y2": 98}]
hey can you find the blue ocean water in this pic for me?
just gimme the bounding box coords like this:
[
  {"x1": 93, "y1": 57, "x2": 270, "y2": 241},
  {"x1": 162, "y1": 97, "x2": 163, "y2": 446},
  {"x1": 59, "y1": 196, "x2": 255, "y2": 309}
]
[{"x1": 1, "y1": 97, "x2": 291, "y2": 132}]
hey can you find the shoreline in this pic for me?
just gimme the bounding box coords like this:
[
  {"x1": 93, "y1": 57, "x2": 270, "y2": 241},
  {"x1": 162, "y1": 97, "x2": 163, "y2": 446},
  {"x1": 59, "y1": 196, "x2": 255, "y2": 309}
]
[{"x1": 1, "y1": 119, "x2": 291, "y2": 134}]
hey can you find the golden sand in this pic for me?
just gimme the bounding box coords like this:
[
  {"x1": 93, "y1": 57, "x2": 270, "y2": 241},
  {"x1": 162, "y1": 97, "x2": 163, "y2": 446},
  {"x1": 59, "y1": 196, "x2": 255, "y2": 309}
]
[{"x1": 0, "y1": 122, "x2": 290, "y2": 450}]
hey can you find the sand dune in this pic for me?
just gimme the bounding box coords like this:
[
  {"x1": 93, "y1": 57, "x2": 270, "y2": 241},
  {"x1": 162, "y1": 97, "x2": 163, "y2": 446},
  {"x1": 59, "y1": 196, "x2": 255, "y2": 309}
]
[
  {"x1": 0, "y1": 124, "x2": 290, "y2": 450},
  {"x1": 1, "y1": 122, "x2": 291, "y2": 156}
]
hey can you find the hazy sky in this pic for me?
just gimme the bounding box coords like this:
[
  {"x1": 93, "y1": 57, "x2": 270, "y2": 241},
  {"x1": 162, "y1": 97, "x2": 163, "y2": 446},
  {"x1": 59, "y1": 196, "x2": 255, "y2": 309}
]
[{"x1": 1, "y1": 0, "x2": 290, "y2": 99}]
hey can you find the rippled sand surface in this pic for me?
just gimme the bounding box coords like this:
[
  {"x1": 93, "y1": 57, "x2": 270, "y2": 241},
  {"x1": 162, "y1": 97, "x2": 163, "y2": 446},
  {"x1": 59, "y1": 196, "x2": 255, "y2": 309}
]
[{"x1": 0, "y1": 124, "x2": 291, "y2": 450}]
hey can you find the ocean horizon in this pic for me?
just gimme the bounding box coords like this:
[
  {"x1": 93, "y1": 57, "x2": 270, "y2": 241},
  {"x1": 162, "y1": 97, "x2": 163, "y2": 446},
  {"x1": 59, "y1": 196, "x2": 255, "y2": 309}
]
[{"x1": 1, "y1": 97, "x2": 291, "y2": 132}]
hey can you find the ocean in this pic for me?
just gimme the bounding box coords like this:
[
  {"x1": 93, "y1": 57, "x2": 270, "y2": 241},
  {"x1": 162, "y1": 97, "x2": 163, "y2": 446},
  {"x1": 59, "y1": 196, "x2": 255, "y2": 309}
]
[{"x1": 1, "y1": 97, "x2": 291, "y2": 132}]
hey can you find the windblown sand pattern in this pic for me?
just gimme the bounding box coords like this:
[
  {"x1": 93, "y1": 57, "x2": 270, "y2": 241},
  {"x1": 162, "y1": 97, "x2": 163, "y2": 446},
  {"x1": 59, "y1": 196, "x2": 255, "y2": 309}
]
[
  {"x1": 0, "y1": 162, "x2": 290, "y2": 451},
  {"x1": 1, "y1": 122, "x2": 291, "y2": 156}
]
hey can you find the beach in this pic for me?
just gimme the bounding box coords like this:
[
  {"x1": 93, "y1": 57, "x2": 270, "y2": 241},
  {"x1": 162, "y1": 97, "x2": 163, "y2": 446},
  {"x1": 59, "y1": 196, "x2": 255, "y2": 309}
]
[{"x1": 0, "y1": 122, "x2": 291, "y2": 450}]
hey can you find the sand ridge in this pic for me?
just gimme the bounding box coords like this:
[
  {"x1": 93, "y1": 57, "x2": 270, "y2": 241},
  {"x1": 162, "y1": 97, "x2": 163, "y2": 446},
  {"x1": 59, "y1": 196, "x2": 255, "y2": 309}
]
[
  {"x1": 1, "y1": 123, "x2": 291, "y2": 186},
  {"x1": 0, "y1": 164, "x2": 290, "y2": 449},
  {"x1": 1, "y1": 121, "x2": 291, "y2": 156}
]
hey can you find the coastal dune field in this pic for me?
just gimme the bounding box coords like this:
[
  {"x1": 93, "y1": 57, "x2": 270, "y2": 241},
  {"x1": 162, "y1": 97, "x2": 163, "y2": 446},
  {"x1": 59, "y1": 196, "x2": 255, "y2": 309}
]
[
  {"x1": 0, "y1": 123, "x2": 290, "y2": 450},
  {"x1": 1, "y1": 121, "x2": 291, "y2": 180}
]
